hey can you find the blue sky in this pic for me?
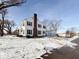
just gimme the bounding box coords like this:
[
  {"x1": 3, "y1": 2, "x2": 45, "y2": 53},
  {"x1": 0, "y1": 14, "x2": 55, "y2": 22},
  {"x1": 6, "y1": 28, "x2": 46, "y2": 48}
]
[{"x1": 1, "y1": 0, "x2": 79, "y2": 32}]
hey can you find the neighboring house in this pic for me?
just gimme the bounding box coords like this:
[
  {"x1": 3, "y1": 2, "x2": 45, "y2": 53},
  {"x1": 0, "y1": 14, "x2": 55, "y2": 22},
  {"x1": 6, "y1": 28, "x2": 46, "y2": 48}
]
[{"x1": 18, "y1": 13, "x2": 46, "y2": 37}]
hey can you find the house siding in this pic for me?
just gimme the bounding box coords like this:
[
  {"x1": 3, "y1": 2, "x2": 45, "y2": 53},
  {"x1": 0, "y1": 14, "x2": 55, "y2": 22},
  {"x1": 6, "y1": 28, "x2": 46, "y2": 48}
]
[{"x1": 18, "y1": 13, "x2": 46, "y2": 37}]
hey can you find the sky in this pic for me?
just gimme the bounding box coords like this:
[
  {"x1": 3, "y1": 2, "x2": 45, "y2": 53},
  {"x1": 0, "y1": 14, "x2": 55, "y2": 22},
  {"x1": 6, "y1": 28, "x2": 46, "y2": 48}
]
[{"x1": 1, "y1": 0, "x2": 79, "y2": 32}]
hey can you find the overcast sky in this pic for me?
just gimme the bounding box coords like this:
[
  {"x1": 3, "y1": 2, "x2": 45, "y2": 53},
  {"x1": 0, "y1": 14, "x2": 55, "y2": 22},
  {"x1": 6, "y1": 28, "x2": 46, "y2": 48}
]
[{"x1": 1, "y1": 0, "x2": 79, "y2": 32}]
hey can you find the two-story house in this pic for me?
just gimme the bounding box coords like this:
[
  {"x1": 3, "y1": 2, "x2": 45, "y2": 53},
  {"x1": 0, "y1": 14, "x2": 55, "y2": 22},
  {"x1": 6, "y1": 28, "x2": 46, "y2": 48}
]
[{"x1": 18, "y1": 13, "x2": 46, "y2": 37}]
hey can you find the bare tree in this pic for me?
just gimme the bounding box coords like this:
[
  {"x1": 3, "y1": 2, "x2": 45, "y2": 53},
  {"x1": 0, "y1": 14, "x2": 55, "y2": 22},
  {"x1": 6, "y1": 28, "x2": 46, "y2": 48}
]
[
  {"x1": 44, "y1": 19, "x2": 62, "y2": 32},
  {"x1": 4, "y1": 20, "x2": 16, "y2": 34},
  {"x1": 0, "y1": 19, "x2": 16, "y2": 34},
  {"x1": 49, "y1": 19, "x2": 62, "y2": 33},
  {"x1": 0, "y1": 0, "x2": 25, "y2": 36},
  {"x1": 43, "y1": 19, "x2": 62, "y2": 37},
  {"x1": 0, "y1": 9, "x2": 7, "y2": 36}
]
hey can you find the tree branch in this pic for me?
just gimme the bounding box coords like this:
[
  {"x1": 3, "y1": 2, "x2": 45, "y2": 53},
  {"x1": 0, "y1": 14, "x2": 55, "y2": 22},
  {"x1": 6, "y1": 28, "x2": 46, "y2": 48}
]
[{"x1": 0, "y1": 0, "x2": 26, "y2": 10}]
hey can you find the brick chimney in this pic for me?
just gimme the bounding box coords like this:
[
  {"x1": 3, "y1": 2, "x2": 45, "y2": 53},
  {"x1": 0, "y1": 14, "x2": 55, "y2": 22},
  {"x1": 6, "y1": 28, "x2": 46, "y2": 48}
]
[{"x1": 33, "y1": 13, "x2": 37, "y2": 37}]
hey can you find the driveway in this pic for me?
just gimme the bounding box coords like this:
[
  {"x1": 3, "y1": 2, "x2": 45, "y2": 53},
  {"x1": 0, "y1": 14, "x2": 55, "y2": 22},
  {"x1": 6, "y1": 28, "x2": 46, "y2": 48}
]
[{"x1": 41, "y1": 37, "x2": 79, "y2": 59}]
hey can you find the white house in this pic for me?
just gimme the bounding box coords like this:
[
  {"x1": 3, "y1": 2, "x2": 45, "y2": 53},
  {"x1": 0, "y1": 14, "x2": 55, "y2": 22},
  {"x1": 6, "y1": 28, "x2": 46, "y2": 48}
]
[{"x1": 18, "y1": 13, "x2": 46, "y2": 37}]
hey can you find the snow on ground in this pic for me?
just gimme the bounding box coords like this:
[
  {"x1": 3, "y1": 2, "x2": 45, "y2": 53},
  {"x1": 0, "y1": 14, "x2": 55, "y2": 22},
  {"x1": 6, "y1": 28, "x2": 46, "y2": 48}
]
[
  {"x1": 0, "y1": 35, "x2": 78, "y2": 59},
  {"x1": 69, "y1": 36, "x2": 79, "y2": 41}
]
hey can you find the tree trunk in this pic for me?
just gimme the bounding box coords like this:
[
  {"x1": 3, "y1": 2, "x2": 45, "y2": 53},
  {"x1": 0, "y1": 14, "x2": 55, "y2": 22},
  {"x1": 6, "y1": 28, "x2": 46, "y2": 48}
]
[
  {"x1": 1, "y1": 13, "x2": 5, "y2": 36},
  {"x1": 8, "y1": 27, "x2": 11, "y2": 34},
  {"x1": 0, "y1": 25, "x2": 2, "y2": 36}
]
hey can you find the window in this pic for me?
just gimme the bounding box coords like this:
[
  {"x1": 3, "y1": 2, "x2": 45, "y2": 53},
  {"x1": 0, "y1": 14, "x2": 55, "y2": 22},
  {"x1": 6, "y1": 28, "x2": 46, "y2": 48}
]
[
  {"x1": 38, "y1": 24, "x2": 41, "y2": 28},
  {"x1": 43, "y1": 31, "x2": 45, "y2": 34},
  {"x1": 27, "y1": 21, "x2": 32, "y2": 26},
  {"x1": 21, "y1": 29, "x2": 24, "y2": 34},
  {"x1": 21, "y1": 29, "x2": 22, "y2": 32},
  {"x1": 23, "y1": 30, "x2": 24, "y2": 34},
  {"x1": 27, "y1": 30, "x2": 32, "y2": 34},
  {"x1": 38, "y1": 31, "x2": 41, "y2": 34},
  {"x1": 43, "y1": 26, "x2": 46, "y2": 29}
]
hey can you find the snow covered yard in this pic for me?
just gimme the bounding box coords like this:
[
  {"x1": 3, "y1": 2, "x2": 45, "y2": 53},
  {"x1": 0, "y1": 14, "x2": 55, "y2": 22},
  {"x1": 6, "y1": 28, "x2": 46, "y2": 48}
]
[{"x1": 0, "y1": 35, "x2": 78, "y2": 59}]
